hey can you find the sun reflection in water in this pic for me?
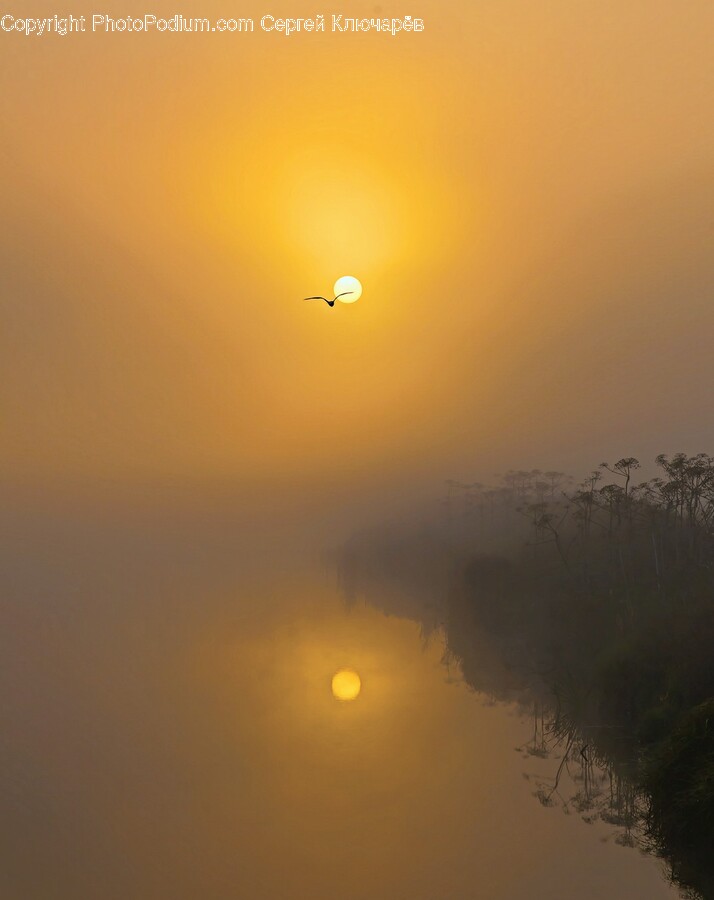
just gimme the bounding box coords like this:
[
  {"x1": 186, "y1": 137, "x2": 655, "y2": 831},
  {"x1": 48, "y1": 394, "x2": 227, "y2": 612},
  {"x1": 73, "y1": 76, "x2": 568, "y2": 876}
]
[{"x1": 331, "y1": 668, "x2": 361, "y2": 701}]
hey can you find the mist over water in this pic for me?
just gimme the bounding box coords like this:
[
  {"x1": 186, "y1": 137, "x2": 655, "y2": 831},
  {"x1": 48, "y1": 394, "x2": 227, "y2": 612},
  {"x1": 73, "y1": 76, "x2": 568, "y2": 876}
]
[
  {"x1": 0, "y1": 483, "x2": 683, "y2": 899},
  {"x1": 3, "y1": 0, "x2": 714, "y2": 895}
]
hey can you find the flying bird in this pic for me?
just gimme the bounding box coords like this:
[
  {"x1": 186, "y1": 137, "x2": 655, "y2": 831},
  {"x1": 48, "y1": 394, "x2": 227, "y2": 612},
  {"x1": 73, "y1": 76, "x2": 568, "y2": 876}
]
[{"x1": 303, "y1": 291, "x2": 353, "y2": 307}]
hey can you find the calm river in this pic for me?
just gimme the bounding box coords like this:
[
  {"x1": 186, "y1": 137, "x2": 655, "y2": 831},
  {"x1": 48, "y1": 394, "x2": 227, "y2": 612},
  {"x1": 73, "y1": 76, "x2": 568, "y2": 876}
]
[{"x1": 1, "y1": 509, "x2": 681, "y2": 899}]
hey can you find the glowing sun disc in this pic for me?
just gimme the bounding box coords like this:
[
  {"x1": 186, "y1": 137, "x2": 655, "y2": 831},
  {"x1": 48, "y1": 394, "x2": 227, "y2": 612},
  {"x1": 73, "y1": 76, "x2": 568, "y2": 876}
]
[
  {"x1": 331, "y1": 668, "x2": 362, "y2": 701},
  {"x1": 334, "y1": 275, "x2": 362, "y2": 303}
]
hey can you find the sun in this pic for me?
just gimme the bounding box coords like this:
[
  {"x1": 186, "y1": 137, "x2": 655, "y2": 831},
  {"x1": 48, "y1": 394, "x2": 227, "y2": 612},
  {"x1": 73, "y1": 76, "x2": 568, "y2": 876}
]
[
  {"x1": 334, "y1": 275, "x2": 362, "y2": 304},
  {"x1": 331, "y1": 668, "x2": 362, "y2": 701}
]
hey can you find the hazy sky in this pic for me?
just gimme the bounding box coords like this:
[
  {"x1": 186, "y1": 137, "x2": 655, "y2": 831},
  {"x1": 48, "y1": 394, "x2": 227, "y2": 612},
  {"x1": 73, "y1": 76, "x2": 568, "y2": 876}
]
[
  {"x1": 3, "y1": 9, "x2": 711, "y2": 895},
  {"x1": 2, "y1": 0, "x2": 713, "y2": 500}
]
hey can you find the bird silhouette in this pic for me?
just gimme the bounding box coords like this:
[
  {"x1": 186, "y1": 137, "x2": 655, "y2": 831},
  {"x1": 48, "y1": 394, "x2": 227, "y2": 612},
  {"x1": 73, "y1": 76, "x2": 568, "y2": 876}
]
[{"x1": 303, "y1": 291, "x2": 353, "y2": 307}]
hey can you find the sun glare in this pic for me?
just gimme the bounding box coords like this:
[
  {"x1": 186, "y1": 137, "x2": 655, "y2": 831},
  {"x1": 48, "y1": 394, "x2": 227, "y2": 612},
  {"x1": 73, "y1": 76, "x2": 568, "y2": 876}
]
[{"x1": 334, "y1": 276, "x2": 362, "y2": 303}]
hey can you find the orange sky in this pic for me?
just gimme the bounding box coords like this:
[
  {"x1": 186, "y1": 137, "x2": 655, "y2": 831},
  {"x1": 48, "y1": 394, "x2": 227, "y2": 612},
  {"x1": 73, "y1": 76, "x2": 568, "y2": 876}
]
[
  {"x1": 2, "y1": 0, "x2": 714, "y2": 495},
  {"x1": 2, "y1": 12, "x2": 711, "y2": 894}
]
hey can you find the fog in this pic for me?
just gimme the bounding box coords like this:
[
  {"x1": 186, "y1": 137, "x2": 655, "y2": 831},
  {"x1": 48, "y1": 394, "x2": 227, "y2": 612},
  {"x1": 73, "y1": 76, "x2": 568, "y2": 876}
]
[
  {"x1": 1, "y1": 491, "x2": 681, "y2": 900},
  {"x1": 2, "y1": 1, "x2": 713, "y2": 896},
  {"x1": 2, "y1": 0, "x2": 714, "y2": 498}
]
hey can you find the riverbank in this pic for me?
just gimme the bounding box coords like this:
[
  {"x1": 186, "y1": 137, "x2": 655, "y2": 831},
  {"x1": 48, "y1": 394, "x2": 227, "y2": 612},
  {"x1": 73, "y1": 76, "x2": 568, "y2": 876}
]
[{"x1": 337, "y1": 455, "x2": 714, "y2": 898}]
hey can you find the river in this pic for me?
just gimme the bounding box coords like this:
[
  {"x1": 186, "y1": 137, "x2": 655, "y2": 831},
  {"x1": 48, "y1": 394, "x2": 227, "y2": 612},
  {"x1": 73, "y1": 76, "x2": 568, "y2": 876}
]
[{"x1": 1, "y1": 504, "x2": 683, "y2": 899}]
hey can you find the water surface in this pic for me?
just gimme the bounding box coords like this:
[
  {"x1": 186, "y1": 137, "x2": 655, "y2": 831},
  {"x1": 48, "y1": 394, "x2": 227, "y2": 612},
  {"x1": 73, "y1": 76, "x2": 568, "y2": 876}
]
[{"x1": 1, "y1": 520, "x2": 681, "y2": 899}]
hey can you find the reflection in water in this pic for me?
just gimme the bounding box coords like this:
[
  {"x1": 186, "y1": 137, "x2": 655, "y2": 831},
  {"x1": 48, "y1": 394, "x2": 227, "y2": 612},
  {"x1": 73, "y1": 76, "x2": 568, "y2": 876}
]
[
  {"x1": 332, "y1": 668, "x2": 362, "y2": 701},
  {"x1": 518, "y1": 704, "x2": 643, "y2": 848},
  {"x1": 338, "y1": 522, "x2": 714, "y2": 900},
  {"x1": 1, "y1": 513, "x2": 682, "y2": 900}
]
